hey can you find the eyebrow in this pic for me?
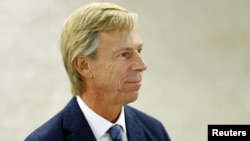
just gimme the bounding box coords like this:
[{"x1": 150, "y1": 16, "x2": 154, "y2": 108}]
[
  {"x1": 138, "y1": 43, "x2": 144, "y2": 48},
  {"x1": 120, "y1": 44, "x2": 143, "y2": 52},
  {"x1": 121, "y1": 43, "x2": 144, "y2": 50},
  {"x1": 112, "y1": 43, "x2": 144, "y2": 55}
]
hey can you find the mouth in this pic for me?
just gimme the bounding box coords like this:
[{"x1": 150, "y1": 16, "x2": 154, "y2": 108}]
[
  {"x1": 123, "y1": 79, "x2": 142, "y2": 92},
  {"x1": 124, "y1": 74, "x2": 143, "y2": 88},
  {"x1": 125, "y1": 80, "x2": 142, "y2": 85}
]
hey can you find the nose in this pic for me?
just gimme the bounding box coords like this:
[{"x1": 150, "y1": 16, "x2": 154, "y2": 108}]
[{"x1": 131, "y1": 52, "x2": 147, "y2": 72}]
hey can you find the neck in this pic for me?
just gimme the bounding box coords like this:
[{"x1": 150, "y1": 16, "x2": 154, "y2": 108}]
[{"x1": 79, "y1": 91, "x2": 122, "y2": 123}]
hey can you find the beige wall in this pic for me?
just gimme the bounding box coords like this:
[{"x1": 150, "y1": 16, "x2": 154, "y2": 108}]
[{"x1": 1, "y1": 0, "x2": 249, "y2": 140}]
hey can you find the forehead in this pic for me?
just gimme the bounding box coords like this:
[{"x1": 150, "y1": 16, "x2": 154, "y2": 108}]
[{"x1": 97, "y1": 29, "x2": 142, "y2": 51}]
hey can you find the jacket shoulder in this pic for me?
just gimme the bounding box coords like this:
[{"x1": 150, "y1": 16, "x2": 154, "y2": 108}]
[
  {"x1": 24, "y1": 109, "x2": 65, "y2": 141},
  {"x1": 24, "y1": 97, "x2": 78, "y2": 141},
  {"x1": 125, "y1": 105, "x2": 163, "y2": 126},
  {"x1": 125, "y1": 105, "x2": 171, "y2": 141}
]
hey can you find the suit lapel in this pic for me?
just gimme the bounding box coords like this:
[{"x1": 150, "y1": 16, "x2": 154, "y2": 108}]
[
  {"x1": 124, "y1": 106, "x2": 146, "y2": 141},
  {"x1": 62, "y1": 97, "x2": 96, "y2": 141},
  {"x1": 61, "y1": 98, "x2": 147, "y2": 141}
]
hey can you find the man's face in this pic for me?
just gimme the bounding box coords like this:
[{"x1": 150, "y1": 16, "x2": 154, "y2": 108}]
[{"x1": 89, "y1": 29, "x2": 147, "y2": 105}]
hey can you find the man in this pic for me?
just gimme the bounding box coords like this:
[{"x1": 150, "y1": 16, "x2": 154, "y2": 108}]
[{"x1": 25, "y1": 2, "x2": 171, "y2": 141}]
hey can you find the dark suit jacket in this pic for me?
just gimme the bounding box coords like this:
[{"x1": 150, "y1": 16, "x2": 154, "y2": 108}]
[{"x1": 25, "y1": 97, "x2": 171, "y2": 141}]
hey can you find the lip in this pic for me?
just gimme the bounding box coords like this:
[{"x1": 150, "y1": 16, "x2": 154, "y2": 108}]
[{"x1": 125, "y1": 80, "x2": 142, "y2": 85}]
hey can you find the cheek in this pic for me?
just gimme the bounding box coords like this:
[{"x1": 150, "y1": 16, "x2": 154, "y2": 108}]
[
  {"x1": 94, "y1": 62, "x2": 120, "y2": 81},
  {"x1": 104, "y1": 63, "x2": 127, "y2": 86},
  {"x1": 107, "y1": 64, "x2": 124, "y2": 80},
  {"x1": 92, "y1": 60, "x2": 129, "y2": 89}
]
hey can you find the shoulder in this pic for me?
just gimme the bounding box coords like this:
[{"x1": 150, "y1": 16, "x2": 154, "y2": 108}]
[
  {"x1": 125, "y1": 105, "x2": 163, "y2": 126},
  {"x1": 24, "y1": 110, "x2": 65, "y2": 141},
  {"x1": 124, "y1": 105, "x2": 171, "y2": 141},
  {"x1": 24, "y1": 97, "x2": 78, "y2": 141}
]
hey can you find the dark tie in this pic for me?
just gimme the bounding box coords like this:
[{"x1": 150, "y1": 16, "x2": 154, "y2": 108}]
[{"x1": 108, "y1": 124, "x2": 123, "y2": 141}]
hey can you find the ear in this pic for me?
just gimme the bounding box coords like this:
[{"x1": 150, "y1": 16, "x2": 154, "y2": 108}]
[{"x1": 73, "y1": 56, "x2": 92, "y2": 78}]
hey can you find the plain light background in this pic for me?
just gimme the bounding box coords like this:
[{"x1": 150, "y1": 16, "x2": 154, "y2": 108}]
[{"x1": 1, "y1": 0, "x2": 250, "y2": 141}]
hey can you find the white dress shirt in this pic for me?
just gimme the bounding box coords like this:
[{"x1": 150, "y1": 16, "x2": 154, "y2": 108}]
[{"x1": 76, "y1": 96, "x2": 128, "y2": 141}]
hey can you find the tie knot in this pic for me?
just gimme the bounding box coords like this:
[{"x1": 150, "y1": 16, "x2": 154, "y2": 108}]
[{"x1": 108, "y1": 124, "x2": 123, "y2": 141}]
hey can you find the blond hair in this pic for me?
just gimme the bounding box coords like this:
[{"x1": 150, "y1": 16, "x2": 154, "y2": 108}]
[{"x1": 60, "y1": 2, "x2": 138, "y2": 95}]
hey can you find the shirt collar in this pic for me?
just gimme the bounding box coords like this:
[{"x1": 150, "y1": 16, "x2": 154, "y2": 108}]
[{"x1": 76, "y1": 96, "x2": 126, "y2": 139}]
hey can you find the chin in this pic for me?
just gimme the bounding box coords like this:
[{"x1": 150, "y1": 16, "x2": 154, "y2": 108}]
[{"x1": 124, "y1": 91, "x2": 139, "y2": 104}]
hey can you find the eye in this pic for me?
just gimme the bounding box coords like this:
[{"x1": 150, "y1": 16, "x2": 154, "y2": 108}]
[
  {"x1": 119, "y1": 52, "x2": 129, "y2": 57},
  {"x1": 137, "y1": 48, "x2": 142, "y2": 53},
  {"x1": 117, "y1": 51, "x2": 130, "y2": 59}
]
